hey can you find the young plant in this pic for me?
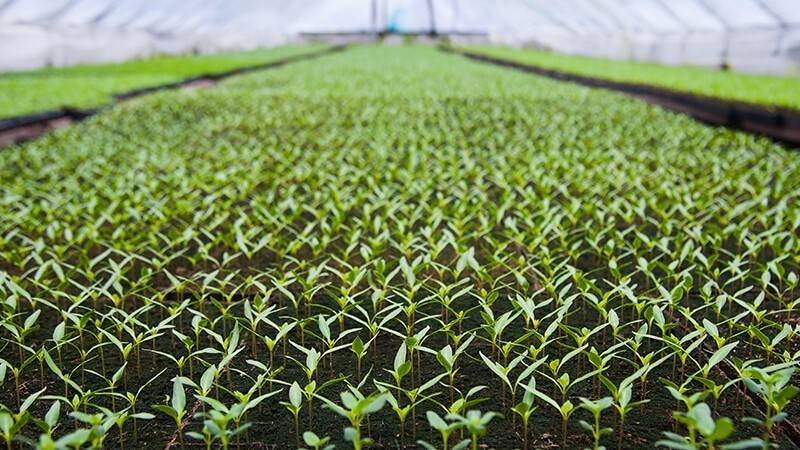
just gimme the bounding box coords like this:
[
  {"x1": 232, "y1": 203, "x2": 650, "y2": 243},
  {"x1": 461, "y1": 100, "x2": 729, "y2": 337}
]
[
  {"x1": 417, "y1": 411, "x2": 468, "y2": 450},
  {"x1": 446, "y1": 410, "x2": 500, "y2": 450},
  {"x1": 302, "y1": 431, "x2": 333, "y2": 450},
  {"x1": 152, "y1": 378, "x2": 189, "y2": 448},
  {"x1": 281, "y1": 381, "x2": 304, "y2": 449},
  {"x1": 656, "y1": 403, "x2": 740, "y2": 450},
  {"x1": 511, "y1": 377, "x2": 538, "y2": 450},
  {"x1": 578, "y1": 397, "x2": 613, "y2": 450},
  {"x1": 742, "y1": 365, "x2": 799, "y2": 448},
  {"x1": 321, "y1": 387, "x2": 387, "y2": 450}
]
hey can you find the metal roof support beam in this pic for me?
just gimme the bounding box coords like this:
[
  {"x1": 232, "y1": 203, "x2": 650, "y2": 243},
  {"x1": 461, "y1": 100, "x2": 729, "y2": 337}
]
[
  {"x1": 523, "y1": 0, "x2": 579, "y2": 35},
  {"x1": 752, "y1": 0, "x2": 788, "y2": 54},
  {"x1": 694, "y1": 0, "x2": 730, "y2": 66},
  {"x1": 0, "y1": 0, "x2": 15, "y2": 14},
  {"x1": 653, "y1": 0, "x2": 694, "y2": 62}
]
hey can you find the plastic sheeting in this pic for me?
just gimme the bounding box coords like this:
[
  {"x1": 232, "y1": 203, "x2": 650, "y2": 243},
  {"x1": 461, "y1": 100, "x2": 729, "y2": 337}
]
[
  {"x1": 1, "y1": 0, "x2": 799, "y2": 75},
  {"x1": 0, "y1": 0, "x2": 301, "y2": 70},
  {"x1": 467, "y1": 0, "x2": 800, "y2": 75}
]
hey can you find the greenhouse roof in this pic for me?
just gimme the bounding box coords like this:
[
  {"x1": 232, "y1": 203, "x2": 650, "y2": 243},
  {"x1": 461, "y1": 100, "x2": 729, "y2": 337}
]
[{"x1": 1, "y1": 0, "x2": 799, "y2": 74}]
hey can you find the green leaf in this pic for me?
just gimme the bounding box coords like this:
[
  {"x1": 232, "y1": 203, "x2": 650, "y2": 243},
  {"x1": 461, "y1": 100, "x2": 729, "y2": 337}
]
[
  {"x1": 526, "y1": 386, "x2": 561, "y2": 413},
  {"x1": 152, "y1": 405, "x2": 178, "y2": 420},
  {"x1": 776, "y1": 385, "x2": 800, "y2": 409},
  {"x1": 394, "y1": 343, "x2": 407, "y2": 372},
  {"x1": 452, "y1": 439, "x2": 472, "y2": 450},
  {"x1": 655, "y1": 439, "x2": 694, "y2": 450},
  {"x1": 608, "y1": 309, "x2": 619, "y2": 329},
  {"x1": 687, "y1": 403, "x2": 714, "y2": 437},
  {"x1": 560, "y1": 400, "x2": 574, "y2": 416},
  {"x1": 417, "y1": 441, "x2": 437, "y2": 450},
  {"x1": 200, "y1": 366, "x2": 216, "y2": 392},
  {"x1": 197, "y1": 395, "x2": 226, "y2": 412},
  {"x1": 303, "y1": 431, "x2": 326, "y2": 446},
  {"x1": 318, "y1": 314, "x2": 331, "y2": 340},
  {"x1": 719, "y1": 438, "x2": 767, "y2": 449},
  {"x1": 708, "y1": 342, "x2": 738, "y2": 369},
  {"x1": 437, "y1": 345, "x2": 453, "y2": 371},
  {"x1": 44, "y1": 401, "x2": 60, "y2": 427},
  {"x1": 171, "y1": 379, "x2": 186, "y2": 413},
  {"x1": 20, "y1": 388, "x2": 46, "y2": 414},
  {"x1": 710, "y1": 417, "x2": 734, "y2": 441},
  {"x1": 52, "y1": 322, "x2": 66, "y2": 342},
  {"x1": 397, "y1": 361, "x2": 412, "y2": 379},
  {"x1": 360, "y1": 393, "x2": 386, "y2": 415},
  {"x1": 426, "y1": 411, "x2": 448, "y2": 431},
  {"x1": 341, "y1": 391, "x2": 358, "y2": 410},
  {"x1": 511, "y1": 402, "x2": 530, "y2": 417},
  {"x1": 351, "y1": 336, "x2": 365, "y2": 356},
  {"x1": 24, "y1": 310, "x2": 41, "y2": 330},
  {"x1": 289, "y1": 382, "x2": 303, "y2": 408},
  {"x1": 111, "y1": 363, "x2": 126, "y2": 385}
]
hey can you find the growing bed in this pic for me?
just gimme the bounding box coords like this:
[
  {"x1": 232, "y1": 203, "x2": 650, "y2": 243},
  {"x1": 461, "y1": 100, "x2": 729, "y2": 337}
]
[
  {"x1": 462, "y1": 45, "x2": 800, "y2": 111},
  {"x1": 0, "y1": 45, "x2": 798, "y2": 450},
  {"x1": 0, "y1": 44, "x2": 327, "y2": 119}
]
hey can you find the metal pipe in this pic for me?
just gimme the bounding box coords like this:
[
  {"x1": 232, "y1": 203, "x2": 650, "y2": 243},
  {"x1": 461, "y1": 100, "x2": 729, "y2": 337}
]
[
  {"x1": 426, "y1": 0, "x2": 436, "y2": 35},
  {"x1": 371, "y1": 0, "x2": 377, "y2": 39},
  {"x1": 752, "y1": 0, "x2": 788, "y2": 55}
]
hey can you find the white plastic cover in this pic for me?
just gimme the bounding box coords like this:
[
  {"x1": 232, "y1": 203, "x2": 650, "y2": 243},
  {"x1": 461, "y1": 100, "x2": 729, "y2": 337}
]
[{"x1": 0, "y1": 0, "x2": 798, "y2": 75}]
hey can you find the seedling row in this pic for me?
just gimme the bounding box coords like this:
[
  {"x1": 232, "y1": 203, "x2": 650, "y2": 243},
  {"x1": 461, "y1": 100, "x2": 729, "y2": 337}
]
[{"x1": 0, "y1": 45, "x2": 798, "y2": 450}]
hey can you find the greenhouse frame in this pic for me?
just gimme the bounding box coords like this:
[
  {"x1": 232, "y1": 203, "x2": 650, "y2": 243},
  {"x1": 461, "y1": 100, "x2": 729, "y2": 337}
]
[{"x1": 1, "y1": 0, "x2": 799, "y2": 74}]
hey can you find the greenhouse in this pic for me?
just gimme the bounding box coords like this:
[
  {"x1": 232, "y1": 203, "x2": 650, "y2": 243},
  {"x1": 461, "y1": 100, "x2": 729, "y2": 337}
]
[{"x1": 0, "y1": 1, "x2": 799, "y2": 449}]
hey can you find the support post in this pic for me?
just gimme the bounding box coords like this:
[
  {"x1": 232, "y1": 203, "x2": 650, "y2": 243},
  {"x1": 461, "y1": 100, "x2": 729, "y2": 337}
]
[
  {"x1": 426, "y1": 0, "x2": 436, "y2": 36},
  {"x1": 371, "y1": 0, "x2": 378, "y2": 40}
]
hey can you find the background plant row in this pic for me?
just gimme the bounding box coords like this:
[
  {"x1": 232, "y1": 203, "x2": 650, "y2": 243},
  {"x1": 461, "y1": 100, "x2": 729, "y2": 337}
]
[
  {"x1": 0, "y1": 44, "x2": 327, "y2": 119},
  {"x1": 462, "y1": 45, "x2": 800, "y2": 111}
]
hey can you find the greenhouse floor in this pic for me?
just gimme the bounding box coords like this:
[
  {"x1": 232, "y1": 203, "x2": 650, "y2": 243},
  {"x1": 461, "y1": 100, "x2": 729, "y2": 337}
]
[{"x1": 0, "y1": 45, "x2": 798, "y2": 450}]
